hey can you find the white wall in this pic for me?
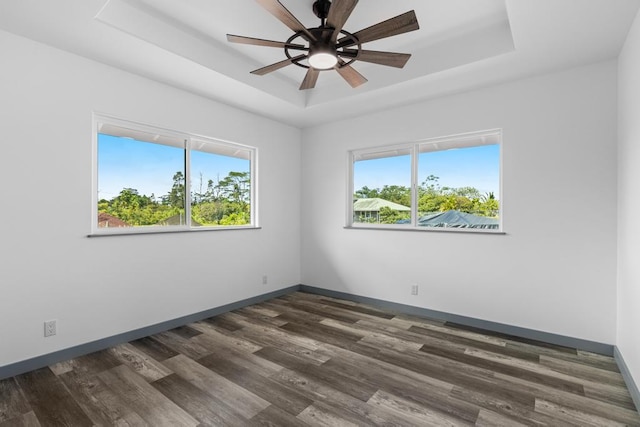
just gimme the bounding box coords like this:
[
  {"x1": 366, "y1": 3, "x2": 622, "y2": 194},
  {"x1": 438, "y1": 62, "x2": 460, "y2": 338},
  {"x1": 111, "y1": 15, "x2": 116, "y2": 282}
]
[
  {"x1": 618, "y1": 8, "x2": 640, "y2": 391},
  {"x1": 302, "y1": 60, "x2": 618, "y2": 344},
  {"x1": 0, "y1": 30, "x2": 301, "y2": 367}
]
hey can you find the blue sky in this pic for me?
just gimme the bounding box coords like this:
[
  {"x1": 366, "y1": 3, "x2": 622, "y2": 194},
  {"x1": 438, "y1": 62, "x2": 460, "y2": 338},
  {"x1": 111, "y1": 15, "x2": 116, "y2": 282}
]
[
  {"x1": 97, "y1": 134, "x2": 249, "y2": 200},
  {"x1": 354, "y1": 144, "x2": 500, "y2": 197},
  {"x1": 99, "y1": 134, "x2": 499, "y2": 201}
]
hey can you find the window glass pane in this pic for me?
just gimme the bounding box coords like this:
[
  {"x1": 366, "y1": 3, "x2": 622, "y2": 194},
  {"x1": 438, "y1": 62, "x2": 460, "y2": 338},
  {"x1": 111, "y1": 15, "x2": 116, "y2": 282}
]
[
  {"x1": 190, "y1": 148, "x2": 251, "y2": 227},
  {"x1": 97, "y1": 133, "x2": 186, "y2": 228},
  {"x1": 353, "y1": 150, "x2": 412, "y2": 225},
  {"x1": 418, "y1": 144, "x2": 499, "y2": 229}
]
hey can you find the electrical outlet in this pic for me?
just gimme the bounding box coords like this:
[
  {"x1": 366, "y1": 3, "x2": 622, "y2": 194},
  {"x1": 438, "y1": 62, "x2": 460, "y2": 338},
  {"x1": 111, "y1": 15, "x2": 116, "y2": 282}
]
[
  {"x1": 44, "y1": 320, "x2": 57, "y2": 337},
  {"x1": 411, "y1": 284, "x2": 419, "y2": 296},
  {"x1": 262, "y1": 275, "x2": 268, "y2": 285}
]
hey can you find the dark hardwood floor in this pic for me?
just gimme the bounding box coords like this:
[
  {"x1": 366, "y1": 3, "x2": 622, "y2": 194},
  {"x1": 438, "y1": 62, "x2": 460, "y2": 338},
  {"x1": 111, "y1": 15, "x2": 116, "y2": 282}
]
[{"x1": 1, "y1": 291, "x2": 639, "y2": 426}]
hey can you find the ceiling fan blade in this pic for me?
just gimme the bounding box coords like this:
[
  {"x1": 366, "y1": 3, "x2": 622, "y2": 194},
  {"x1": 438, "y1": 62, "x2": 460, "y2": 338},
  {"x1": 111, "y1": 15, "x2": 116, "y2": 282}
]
[
  {"x1": 255, "y1": 0, "x2": 317, "y2": 42},
  {"x1": 335, "y1": 61, "x2": 367, "y2": 88},
  {"x1": 227, "y1": 34, "x2": 306, "y2": 50},
  {"x1": 337, "y1": 10, "x2": 419, "y2": 48},
  {"x1": 251, "y1": 54, "x2": 306, "y2": 75},
  {"x1": 326, "y1": 0, "x2": 359, "y2": 42},
  {"x1": 299, "y1": 68, "x2": 320, "y2": 90},
  {"x1": 341, "y1": 49, "x2": 411, "y2": 68}
]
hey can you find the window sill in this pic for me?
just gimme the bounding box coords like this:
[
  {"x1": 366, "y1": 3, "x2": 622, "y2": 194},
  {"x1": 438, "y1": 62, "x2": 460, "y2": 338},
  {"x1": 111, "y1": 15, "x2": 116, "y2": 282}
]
[
  {"x1": 344, "y1": 225, "x2": 505, "y2": 235},
  {"x1": 88, "y1": 226, "x2": 261, "y2": 237}
]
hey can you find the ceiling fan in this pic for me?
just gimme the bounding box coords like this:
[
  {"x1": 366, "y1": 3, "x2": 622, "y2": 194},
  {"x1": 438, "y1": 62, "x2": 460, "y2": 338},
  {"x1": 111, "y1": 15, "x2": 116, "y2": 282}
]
[{"x1": 227, "y1": 0, "x2": 420, "y2": 90}]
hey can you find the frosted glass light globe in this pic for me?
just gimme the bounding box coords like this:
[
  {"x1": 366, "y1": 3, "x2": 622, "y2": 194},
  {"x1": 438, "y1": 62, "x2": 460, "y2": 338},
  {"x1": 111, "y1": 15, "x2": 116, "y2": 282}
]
[{"x1": 308, "y1": 52, "x2": 337, "y2": 69}]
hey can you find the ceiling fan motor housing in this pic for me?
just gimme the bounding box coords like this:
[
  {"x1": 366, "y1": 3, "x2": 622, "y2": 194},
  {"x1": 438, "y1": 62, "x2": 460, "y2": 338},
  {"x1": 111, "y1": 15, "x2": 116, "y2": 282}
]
[{"x1": 313, "y1": 0, "x2": 332, "y2": 20}]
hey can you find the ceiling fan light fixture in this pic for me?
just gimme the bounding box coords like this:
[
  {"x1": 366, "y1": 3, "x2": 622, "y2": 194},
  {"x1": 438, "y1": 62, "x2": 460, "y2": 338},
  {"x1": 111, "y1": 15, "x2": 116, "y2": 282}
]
[
  {"x1": 308, "y1": 52, "x2": 338, "y2": 69},
  {"x1": 229, "y1": 0, "x2": 420, "y2": 89},
  {"x1": 308, "y1": 43, "x2": 338, "y2": 69}
]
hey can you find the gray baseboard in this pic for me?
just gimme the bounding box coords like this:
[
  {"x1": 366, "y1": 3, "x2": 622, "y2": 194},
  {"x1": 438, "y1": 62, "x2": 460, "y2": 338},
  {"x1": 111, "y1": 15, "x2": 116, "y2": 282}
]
[
  {"x1": 0, "y1": 285, "x2": 299, "y2": 381},
  {"x1": 614, "y1": 346, "x2": 640, "y2": 412},
  {"x1": 299, "y1": 285, "x2": 614, "y2": 356},
  {"x1": 0, "y1": 283, "x2": 619, "y2": 381}
]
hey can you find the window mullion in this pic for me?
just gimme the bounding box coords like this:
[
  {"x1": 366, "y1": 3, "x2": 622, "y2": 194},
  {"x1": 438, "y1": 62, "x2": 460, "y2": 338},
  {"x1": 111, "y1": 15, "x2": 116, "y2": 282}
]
[
  {"x1": 184, "y1": 139, "x2": 192, "y2": 228},
  {"x1": 411, "y1": 144, "x2": 419, "y2": 227}
]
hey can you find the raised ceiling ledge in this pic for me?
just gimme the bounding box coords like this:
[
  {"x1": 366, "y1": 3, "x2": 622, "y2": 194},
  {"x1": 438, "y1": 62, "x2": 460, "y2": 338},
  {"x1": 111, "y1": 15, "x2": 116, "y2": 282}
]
[
  {"x1": 95, "y1": 0, "x2": 307, "y2": 108},
  {"x1": 96, "y1": 0, "x2": 513, "y2": 110},
  {"x1": 306, "y1": 17, "x2": 515, "y2": 107}
]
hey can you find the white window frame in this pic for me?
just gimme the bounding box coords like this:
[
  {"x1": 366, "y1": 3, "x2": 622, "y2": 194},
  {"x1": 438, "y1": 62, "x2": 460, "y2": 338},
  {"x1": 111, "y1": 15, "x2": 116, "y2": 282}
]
[
  {"x1": 91, "y1": 113, "x2": 258, "y2": 236},
  {"x1": 347, "y1": 129, "x2": 503, "y2": 233}
]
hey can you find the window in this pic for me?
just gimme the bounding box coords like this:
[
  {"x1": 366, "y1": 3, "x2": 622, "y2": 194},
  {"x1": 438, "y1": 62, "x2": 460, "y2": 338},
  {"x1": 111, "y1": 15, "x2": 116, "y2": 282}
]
[
  {"x1": 92, "y1": 115, "x2": 256, "y2": 235},
  {"x1": 349, "y1": 130, "x2": 501, "y2": 232}
]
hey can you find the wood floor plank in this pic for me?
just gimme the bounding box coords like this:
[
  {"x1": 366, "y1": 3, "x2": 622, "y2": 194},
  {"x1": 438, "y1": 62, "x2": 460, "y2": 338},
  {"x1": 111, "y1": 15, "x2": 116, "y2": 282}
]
[
  {"x1": 418, "y1": 344, "x2": 586, "y2": 395},
  {"x1": 286, "y1": 299, "x2": 378, "y2": 325},
  {"x1": 58, "y1": 369, "x2": 147, "y2": 426},
  {"x1": 399, "y1": 320, "x2": 508, "y2": 347},
  {"x1": 231, "y1": 307, "x2": 290, "y2": 327},
  {"x1": 475, "y1": 409, "x2": 529, "y2": 427},
  {"x1": 162, "y1": 354, "x2": 270, "y2": 419},
  {"x1": 233, "y1": 325, "x2": 333, "y2": 365},
  {"x1": 3, "y1": 291, "x2": 638, "y2": 426},
  {"x1": 367, "y1": 389, "x2": 474, "y2": 426},
  {"x1": 321, "y1": 353, "x2": 480, "y2": 423},
  {"x1": 318, "y1": 342, "x2": 456, "y2": 394},
  {"x1": 201, "y1": 314, "x2": 244, "y2": 332},
  {"x1": 408, "y1": 324, "x2": 541, "y2": 362},
  {"x1": 48, "y1": 349, "x2": 121, "y2": 377},
  {"x1": 445, "y1": 322, "x2": 578, "y2": 354},
  {"x1": 197, "y1": 341, "x2": 283, "y2": 378},
  {"x1": 98, "y1": 365, "x2": 198, "y2": 426},
  {"x1": 534, "y1": 398, "x2": 627, "y2": 427},
  {"x1": 320, "y1": 318, "x2": 424, "y2": 353},
  {"x1": 315, "y1": 297, "x2": 396, "y2": 319},
  {"x1": 253, "y1": 346, "x2": 318, "y2": 372},
  {"x1": 0, "y1": 378, "x2": 31, "y2": 423},
  {"x1": 494, "y1": 372, "x2": 640, "y2": 425},
  {"x1": 296, "y1": 403, "x2": 360, "y2": 427},
  {"x1": 539, "y1": 354, "x2": 627, "y2": 387},
  {"x1": 241, "y1": 304, "x2": 283, "y2": 318},
  {"x1": 389, "y1": 312, "x2": 447, "y2": 328},
  {"x1": 108, "y1": 343, "x2": 173, "y2": 382},
  {"x1": 129, "y1": 336, "x2": 180, "y2": 362},
  {"x1": 167, "y1": 325, "x2": 202, "y2": 340},
  {"x1": 583, "y1": 382, "x2": 638, "y2": 411},
  {"x1": 190, "y1": 321, "x2": 263, "y2": 353},
  {"x1": 15, "y1": 367, "x2": 93, "y2": 426},
  {"x1": 197, "y1": 354, "x2": 313, "y2": 416},
  {"x1": 150, "y1": 330, "x2": 212, "y2": 360},
  {"x1": 271, "y1": 368, "x2": 414, "y2": 426},
  {"x1": 0, "y1": 410, "x2": 41, "y2": 427},
  {"x1": 248, "y1": 405, "x2": 309, "y2": 427},
  {"x1": 376, "y1": 345, "x2": 496, "y2": 386},
  {"x1": 464, "y1": 347, "x2": 630, "y2": 401},
  {"x1": 576, "y1": 349, "x2": 621, "y2": 372},
  {"x1": 449, "y1": 384, "x2": 575, "y2": 426},
  {"x1": 278, "y1": 320, "x2": 366, "y2": 349},
  {"x1": 151, "y1": 373, "x2": 249, "y2": 426}
]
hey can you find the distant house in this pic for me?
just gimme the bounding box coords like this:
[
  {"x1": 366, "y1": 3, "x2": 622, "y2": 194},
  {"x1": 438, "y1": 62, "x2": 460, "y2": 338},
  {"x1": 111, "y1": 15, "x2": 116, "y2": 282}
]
[
  {"x1": 353, "y1": 198, "x2": 410, "y2": 223},
  {"x1": 418, "y1": 210, "x2": 499, "y2": 229},
  {"x1": 97, "y1": 212, "x2": 129, "y2": 228}
]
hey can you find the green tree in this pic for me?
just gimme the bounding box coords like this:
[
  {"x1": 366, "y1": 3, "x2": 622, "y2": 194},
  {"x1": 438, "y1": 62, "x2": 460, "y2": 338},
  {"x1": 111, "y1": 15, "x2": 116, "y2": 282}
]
[
  {"x1": 355, "y1": 186, "x2": 379, "y2": 199},
  {"x1": 378, "y1": 206, "x2": 409, "y2": 224},
  {"x1": 357, "y1": 177, "x2": 500, "y2": 220},
  {"x1": 164, "y1": 171, "x2": 185, "y2": 209},
  {"x1": 378, "y1": 185, "x2": 411, "y2": 207},
  {"x1": 217, "y1": 171, "x2": 250, "y2": 206}
]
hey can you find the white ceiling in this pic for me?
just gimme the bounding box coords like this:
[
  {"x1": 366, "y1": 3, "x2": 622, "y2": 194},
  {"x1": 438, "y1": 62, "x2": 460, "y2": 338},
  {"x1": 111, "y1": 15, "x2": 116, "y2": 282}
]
[{"x1": 1, "y1": 0, "x2": 638, "y2": 128}]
